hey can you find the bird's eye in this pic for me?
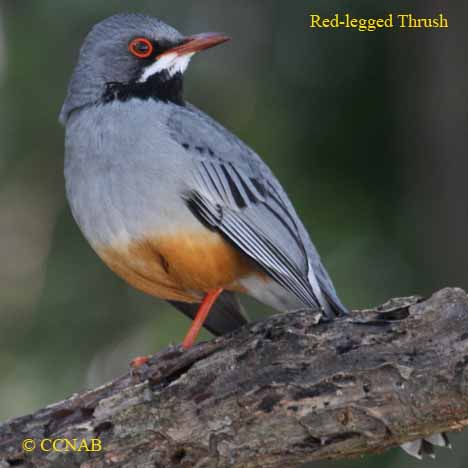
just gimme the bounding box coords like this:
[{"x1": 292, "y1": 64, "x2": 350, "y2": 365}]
[{"x1": 128, "y1": 38, "x2": 154, "y2": 59}]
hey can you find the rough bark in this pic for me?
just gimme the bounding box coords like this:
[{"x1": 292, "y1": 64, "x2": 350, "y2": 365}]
[{"x1": 1, "y1": 287, "x2": 468, "y2": 468}]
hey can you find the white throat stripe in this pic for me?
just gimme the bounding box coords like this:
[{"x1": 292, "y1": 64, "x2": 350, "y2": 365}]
[{"x1": 139, "y1": 52, "x2": 194, "y2": 82}]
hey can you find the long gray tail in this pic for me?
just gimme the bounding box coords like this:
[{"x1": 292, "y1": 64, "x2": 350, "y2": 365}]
[{"x1": 169, "y1": 291, "x2": 247, "y2": 336}]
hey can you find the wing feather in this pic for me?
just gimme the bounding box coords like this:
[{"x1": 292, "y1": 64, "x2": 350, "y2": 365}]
[
  {"x1": 167, "y1": 104, "x2": 347, "y2": 316},
  {"x1": 185, "y1": 161, "x2": 321, "y2": 309}
]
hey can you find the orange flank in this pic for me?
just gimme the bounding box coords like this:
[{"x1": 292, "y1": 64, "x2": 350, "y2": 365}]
[{"x1": 96, "y1": 229, "x2": 259, "y2": 302}]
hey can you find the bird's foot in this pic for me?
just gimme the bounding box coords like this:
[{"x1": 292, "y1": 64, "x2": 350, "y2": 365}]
[{"x1": 130, "y1": 355, "x2": 150, "y2": 368}]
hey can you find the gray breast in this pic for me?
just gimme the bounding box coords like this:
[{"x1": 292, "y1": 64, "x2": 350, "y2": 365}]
[{"x1": 64, "y1": 100, "x2": 197, "y2": 247}]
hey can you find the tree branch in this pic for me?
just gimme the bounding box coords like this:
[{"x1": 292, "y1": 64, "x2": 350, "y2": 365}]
[{"x1": 1, "y1": 287, "x2": 468, "y2": 468}]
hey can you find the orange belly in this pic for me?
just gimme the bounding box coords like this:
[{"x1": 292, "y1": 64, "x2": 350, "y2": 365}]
[{"x1": 95, "y1": 229, "x2": 258, "y2": 302}]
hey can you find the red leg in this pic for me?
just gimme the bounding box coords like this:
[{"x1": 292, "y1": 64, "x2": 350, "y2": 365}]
[{"x1": 182, "y1": 288, "x2": 223, "y2": 350}]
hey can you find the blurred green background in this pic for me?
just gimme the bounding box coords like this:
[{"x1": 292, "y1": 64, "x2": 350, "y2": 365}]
[{"x1": 0, "y1": 0, "x2": 466, "y2": 466}]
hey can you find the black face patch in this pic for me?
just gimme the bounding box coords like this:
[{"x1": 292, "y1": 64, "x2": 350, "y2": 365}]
[
  {"x1": 101, "y1": 37, "x2": 186, "y2": 106},
  {"x1": 102, "y1": 70, "x2": 185, "y2": 106}
]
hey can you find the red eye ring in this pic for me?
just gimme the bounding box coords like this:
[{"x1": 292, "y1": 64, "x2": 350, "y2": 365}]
[{"x1": 128, "y1": 38, "x2": 154, "y2": 59}]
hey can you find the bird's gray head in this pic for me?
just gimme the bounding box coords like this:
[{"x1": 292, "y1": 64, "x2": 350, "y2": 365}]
[{"x1": 59, "y1": 13, "x2": 229, "y2": 124}]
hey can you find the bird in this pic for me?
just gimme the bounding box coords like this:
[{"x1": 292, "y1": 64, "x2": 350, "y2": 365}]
[
  {"x1": 59, "y1": 13, "x2": 449, "y2": 459},
  {"x1": 60, "y1": 12, "x2": 348, "y2": 353}
]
